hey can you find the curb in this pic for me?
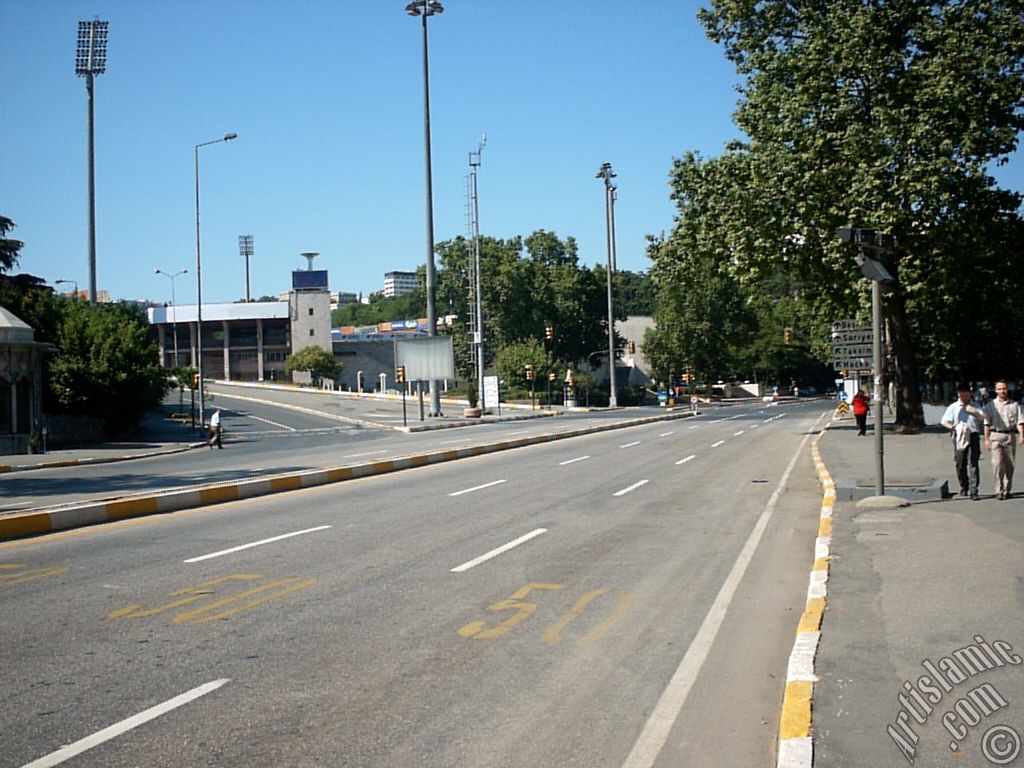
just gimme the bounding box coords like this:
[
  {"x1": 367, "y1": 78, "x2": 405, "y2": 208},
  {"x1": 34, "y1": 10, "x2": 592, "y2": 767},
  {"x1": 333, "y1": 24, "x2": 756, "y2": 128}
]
[
  {"x1": 777, "y1": 423, "x2": 833, "y2": 768},
  {"x1": 0, "y1": 441, "x2": 207, "y2": 475},
  {"x1": 0, "y1": 409, "x2": 699, "y2": 542}
]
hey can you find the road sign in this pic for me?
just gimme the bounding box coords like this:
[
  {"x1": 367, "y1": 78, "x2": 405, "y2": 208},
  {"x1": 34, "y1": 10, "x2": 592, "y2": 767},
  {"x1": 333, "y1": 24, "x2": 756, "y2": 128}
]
[
  {"x1": 831, "y1": 330, "x2": 873, "y2": 345},
  {"x1": 831, "y1": 320, "x2": 870, "y2": 333},
  {"x1": 833, "y1": 343, "x2": 876, "y2": 358},
  {"x1": 834, "y1": 400, "x2": 850, "y2": 418},
  {"x1": 833, "y1": 360, "x2": 872, "y2": 372}
]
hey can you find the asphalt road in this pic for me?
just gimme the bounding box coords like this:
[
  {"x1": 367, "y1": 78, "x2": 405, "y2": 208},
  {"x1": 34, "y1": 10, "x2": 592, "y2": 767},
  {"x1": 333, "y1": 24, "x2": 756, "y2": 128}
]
[
  {"x1": 1, "y1": 401, "x2": 829, "y2": 767},
  {"x1": 0, "y1": 385, "x2": 707, "y2": 513}
]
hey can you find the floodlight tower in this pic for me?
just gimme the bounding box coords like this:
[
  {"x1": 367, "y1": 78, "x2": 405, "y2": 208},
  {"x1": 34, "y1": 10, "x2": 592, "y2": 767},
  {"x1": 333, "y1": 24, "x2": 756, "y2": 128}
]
[
  {"x1": 76, "y1": 18, "x2": 109, "y2": 305},
  {"x1": 239, "y1": 235, "x2": 254, "y2": 301},
  {"x1": 406, "y1": 0, "x2": 444, "y2": 416}
]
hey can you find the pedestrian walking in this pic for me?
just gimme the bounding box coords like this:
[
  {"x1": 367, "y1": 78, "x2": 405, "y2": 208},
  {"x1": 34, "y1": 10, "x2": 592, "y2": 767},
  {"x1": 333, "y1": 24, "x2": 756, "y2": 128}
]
[
  {"x1": 982, "y1": 380, "x2": 1023, "y2": 499},
  {"x1": 208, "y1": 407, "x2": 224, "y2": 450},
  {"x1": 852, "y1": 390, "x2": 870, "y2": 436},
  {"x1": 941, "y1": 383, "x2": 984, "y2": 499}
]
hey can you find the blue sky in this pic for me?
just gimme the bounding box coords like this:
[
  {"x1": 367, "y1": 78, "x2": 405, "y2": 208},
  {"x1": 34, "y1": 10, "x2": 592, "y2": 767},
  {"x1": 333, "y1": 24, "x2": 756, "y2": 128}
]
[{"x1": 4, "y1": 1, "x2": 1021, "y2": 305}]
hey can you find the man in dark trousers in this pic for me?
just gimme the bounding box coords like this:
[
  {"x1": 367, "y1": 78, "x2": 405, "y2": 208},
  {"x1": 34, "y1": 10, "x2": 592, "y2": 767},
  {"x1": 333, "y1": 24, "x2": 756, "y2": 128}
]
[{"x1": 941, "y1": 383, "x2": 984, "y2": 499}]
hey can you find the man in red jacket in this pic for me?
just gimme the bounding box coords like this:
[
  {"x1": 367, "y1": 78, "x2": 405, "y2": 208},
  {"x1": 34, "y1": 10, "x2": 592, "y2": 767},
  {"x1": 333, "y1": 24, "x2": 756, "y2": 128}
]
[{"x1": 852, "y1": 390, "x2": 869, "y2": 436}]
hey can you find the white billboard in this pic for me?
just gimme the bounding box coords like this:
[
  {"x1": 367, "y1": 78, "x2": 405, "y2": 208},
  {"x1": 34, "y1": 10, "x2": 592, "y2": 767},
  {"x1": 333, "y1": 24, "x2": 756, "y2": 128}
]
[{"x1": 394, "y1": 336, "x2": 455, "y2": 381}]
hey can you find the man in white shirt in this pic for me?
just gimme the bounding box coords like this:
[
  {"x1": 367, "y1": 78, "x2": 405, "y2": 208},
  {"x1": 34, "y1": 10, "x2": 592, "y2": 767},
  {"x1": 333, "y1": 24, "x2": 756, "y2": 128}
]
[
  {"x1": 942, "y1": 383, "x2": 984, "y2": 499},
  {"x1": 982, "y1": 380, "x2": 1024, "y2": 499},
  {"x1": 208, "y1": 407, "x2": 223, "y2": 450}
]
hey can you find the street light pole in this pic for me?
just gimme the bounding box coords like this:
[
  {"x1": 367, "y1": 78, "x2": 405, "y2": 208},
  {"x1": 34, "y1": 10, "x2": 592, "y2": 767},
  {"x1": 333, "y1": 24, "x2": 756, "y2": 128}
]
[
  {"x1": 155, "y1": 268, "x2": 187, "y2": 368},
  {"x1": 406, "y1": 0, "x2": 443, "y2": 417},
  {"x1": 55, "y1": 279, "x2": 79, "y2": 298},
  {"x1": 75, "y1": 19, "x2": 108, "y2": 305},
  {"x1": 468, "y1": 134, "x2": 486, "y2": 411},
  {"x1": 597, "y1": 162, "x2": 618, "y2": 408},
  {"x1": 195, "y1": 133, "x2": 237, "y2": 426}
]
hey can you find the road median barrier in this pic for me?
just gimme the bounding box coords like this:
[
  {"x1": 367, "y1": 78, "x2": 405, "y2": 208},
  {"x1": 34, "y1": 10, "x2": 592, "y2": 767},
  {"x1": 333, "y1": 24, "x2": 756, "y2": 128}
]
[{"x1": 1, "y1": 409, "x2": 699, "y2": 542}]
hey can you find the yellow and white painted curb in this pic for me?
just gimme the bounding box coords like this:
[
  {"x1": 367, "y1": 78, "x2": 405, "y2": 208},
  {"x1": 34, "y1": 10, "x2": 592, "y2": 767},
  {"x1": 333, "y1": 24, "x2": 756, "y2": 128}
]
[
  {"x1": 0, "y1": 409, "x2": 699, "y2": 542},
  {"x1": 0, "y1": 442, "x2": 207, "y2": 475},
  {"x1": 777, "y1": 423, "x2": 833, "y2": 768}
]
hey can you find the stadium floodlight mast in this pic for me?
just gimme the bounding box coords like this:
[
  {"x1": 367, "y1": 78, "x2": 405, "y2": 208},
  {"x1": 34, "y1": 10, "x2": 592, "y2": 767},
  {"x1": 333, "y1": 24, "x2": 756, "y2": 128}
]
[
  {"x1": 406, "y1": 0, "x2": 444, "y2": 416},
  {"x1": 239, "y1": 235, "x2": 254, "y2": 302},
  {"x1": 596, "y1": 162, "x2": 619, "y2": 408},
  {"x1": 75, "y1": 18, "x2": 108, "y2": 305},
  {"x1": 155, "y1": 268, "x2": 188, "y2": 367},
  {"x1": 194, "y1": 132, "x2": 238, "y2": 426}
]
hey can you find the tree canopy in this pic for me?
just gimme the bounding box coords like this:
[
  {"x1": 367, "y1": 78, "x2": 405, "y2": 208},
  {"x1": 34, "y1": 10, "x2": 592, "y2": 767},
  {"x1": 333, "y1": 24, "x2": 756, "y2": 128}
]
[{"x1": 649, "y1": 0, "x2": 1024, "y2": 425}]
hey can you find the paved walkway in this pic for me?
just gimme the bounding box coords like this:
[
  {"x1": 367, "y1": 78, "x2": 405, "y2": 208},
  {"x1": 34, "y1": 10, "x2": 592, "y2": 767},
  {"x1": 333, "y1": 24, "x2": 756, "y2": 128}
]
[
  {"x1": 0, "y1": 409, "x2": 204, "y2": 473},
  {"x1": 813, "y1": 414, "x2": 1024, "y2": 767}
]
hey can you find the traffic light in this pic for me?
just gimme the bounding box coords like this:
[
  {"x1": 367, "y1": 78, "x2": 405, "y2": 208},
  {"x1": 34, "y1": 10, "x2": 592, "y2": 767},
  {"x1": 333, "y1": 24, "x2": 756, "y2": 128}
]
[
  {"x1": 192, "y1": 373, "x2": 200, "y2": 389},
  {"x1": 784, "y1": 327, "x2": 794, "y2": 344},
  {"x1": 396, "y1": 365, "x2": 406, "y2": 383},
  {"x1": 548, "y1": 372, "x2": 556, "y2": 382},
  {"x1": 545, "y1": 325, "x2": 553, "y2": 341},
  {"x1": 524, "y1": 364, "x2": 534, "y2": 381},
  {"x1": 628, "y1": 341, "x2": 636, "y2": 355}
]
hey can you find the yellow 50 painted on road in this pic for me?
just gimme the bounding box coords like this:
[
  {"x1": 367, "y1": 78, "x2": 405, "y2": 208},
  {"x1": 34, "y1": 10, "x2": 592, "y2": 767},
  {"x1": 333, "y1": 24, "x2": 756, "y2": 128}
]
[
  {"x1": 459, "y1": 582, "x2": 633, "y2": 646},
  {"x1": 109, "y1": 573, "x2": 316, "y2": 625}
]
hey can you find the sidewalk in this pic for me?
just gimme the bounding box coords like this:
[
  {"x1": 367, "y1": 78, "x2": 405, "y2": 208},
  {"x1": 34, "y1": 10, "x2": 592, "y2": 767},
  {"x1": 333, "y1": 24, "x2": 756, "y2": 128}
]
[
  {"x1": 0, "y1": 409, "x2": 204, "y2": 473},
  {"x1": 812, "y1": 416, "x2": 1024, "y2": 767}
]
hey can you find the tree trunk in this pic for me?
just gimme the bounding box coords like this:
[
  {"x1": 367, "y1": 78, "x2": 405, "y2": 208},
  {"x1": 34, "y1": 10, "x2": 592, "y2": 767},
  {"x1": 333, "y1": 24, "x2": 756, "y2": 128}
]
[{"x1": 885, "y1": 282, "x2": 925, "y2": 430}]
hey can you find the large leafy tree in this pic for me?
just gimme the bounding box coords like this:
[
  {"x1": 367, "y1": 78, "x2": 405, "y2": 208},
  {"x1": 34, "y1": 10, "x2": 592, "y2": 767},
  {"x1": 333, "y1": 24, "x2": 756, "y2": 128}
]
[
  {"x1": 49, "y1": 301, "x2": 168, "y2": 434},
  {"x1": 284, "y1": 346, "x2": 341, "y2": 381},
  {"x1": 672, "y1": 0, "x2": 1024, "y2": 427}
]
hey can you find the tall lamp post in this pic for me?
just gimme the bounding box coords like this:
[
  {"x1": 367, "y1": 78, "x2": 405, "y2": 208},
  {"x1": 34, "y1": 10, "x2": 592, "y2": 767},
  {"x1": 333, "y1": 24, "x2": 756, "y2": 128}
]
[
  {"x1": 597, "y1": 162, "x2": 618, "y2": 408},
  {"x1": 468, "y1": 134, "x2": 486, "y2": 411},
  {"x1": 195, "y1": 132, "x2": 238, "y2": 425},
  {"x1": 75, "y1": 18, "x2": 108, "y2": 305},
  {"x1": 239, "y1": 234, "x2": 254, "y2": 302},
  {"x1": 55, "y1": 279, "x2": 80, "y2": 298},
  {"x1": 155, "y1": 268, "x2": 187, "y2": 367},
  {"x1": 406, "y1": 0, "x2": 443, "y2": 417}
]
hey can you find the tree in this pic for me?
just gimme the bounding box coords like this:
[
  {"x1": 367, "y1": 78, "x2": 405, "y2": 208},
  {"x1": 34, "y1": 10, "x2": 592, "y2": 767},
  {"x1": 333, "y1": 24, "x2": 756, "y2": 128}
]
[
  {"x1": 0, "y1": 215, "x2": 23, "y2": 275},
  {"x1": 48, "y1": 301, "x2": 168, "y2": 434},
  {"x1": 284, "y1": 346, "x2": 340, "y2": 382},
  {"x1": 495, "y1": 339, "x2": 553, "y2": 394},
  {"x1": 680, "y1": 0, "x2": 1024, "y2": 427}
]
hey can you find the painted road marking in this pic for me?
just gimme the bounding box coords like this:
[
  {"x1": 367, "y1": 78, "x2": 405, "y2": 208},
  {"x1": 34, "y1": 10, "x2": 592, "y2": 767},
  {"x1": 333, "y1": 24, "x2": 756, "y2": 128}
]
[
  {"x1": 243, "y1": 413, "x2": 296, "y2": 431},
  {"x1": 449, "y1": 479, "x2": 507, "y2": 497},
  {"x1": 20, "y1": 679, "x2": 229, "y2": 768},
  {"x1": 451, "y1": 528, "x2": 548, "y2": 573},
  {"x1": 659, "y1": 431, "x2": 674, "y2": 437},
  {"x1": 751, "y1": 424, "x2": 760, "y2": 429},
  {"x1": 109, "y1": 574, "x2": 315, "y2": 624},
  {"x1": 675, "y1": 455, "x2": 696, "y2": 466},
  {"x1": 344, "y1": 450, "x2": 388, "y2": 458},
  {"x1": 559, "y1": 455, "x2": 590, "y2": 466},
  {"x1": 688, "y1": 425, "x2": 699, "y2": 429},
  {"x1": 734, "y1": 430, "x2": 745, "y2": 436},
  {"x1": 0, "y1": 564, "x2": 68, "y2": 589},
  {"x1": 620, "y1": 441, "x2": 641, "y2": 448},
  {"x1": 711, "y1": 440, "x2": 725, "y2": 448},
  {"x1": 622, "y1": 412, "x2": 824, "y2": 768},
  {"x1": 613, "y1": 479, "x2": 649, "y2": 497},
  {"x1": 183, "y1": 526, "x2": 332, "y2": 563}
]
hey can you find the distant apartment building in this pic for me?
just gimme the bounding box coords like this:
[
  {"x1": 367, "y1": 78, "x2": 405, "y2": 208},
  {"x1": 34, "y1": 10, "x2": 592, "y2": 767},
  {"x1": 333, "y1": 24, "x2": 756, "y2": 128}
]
[{"x1": 383, "y1": 271, "x2": 418, "y2": 298}]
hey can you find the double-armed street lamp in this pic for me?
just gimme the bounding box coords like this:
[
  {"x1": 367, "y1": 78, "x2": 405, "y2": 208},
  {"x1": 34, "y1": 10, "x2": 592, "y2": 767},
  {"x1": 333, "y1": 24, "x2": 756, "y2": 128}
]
[
  {"x1": 195, "y1": 132, "x2": 238, "y2": 424},
  {"x1": 155, "y1": 268, "x2": 188, "y2": 368},
  {"x1": 597, "y1": 162, "x2": 619, "y2": 408},
  {"x1": 406, "y1": 0, "x2": 444, "y2": 417}
]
